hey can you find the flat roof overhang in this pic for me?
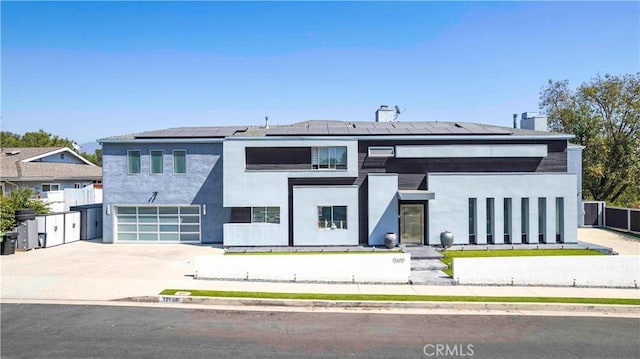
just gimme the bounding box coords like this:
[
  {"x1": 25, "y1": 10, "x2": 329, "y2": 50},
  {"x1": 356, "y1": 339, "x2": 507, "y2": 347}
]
[{"x1": 397, "y1": 190, "x2": 435, "y2": 201}]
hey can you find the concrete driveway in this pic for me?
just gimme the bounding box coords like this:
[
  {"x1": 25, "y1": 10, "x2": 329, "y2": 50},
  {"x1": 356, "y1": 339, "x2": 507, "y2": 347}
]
[
  {"x1": 578, "y1": 228, "x2": 640, "y2": 255},
  {"x1": 1, "y1": 240, "x2": 224, "y2": 300}
]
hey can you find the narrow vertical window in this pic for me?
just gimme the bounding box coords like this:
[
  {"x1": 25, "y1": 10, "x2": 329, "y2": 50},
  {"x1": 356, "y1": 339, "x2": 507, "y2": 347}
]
[
  {"x1": 521, "y1": 198, "x2": 529, "y2": 244},
  {"x1": 538, "y1": 197, "x2": 547, "y2": 243},
  {"x1": 468, "y1": 198, "x2": 477, "y2": 244},
  {"x1": 504, "y1": 198, "x2": 512, "y2": 244},
  {"x1": 173, "y1": 150, "x2": 186, "y2": 174},
  {"x1": 150, "y1": 150, "x2": 163, "y2": 174},
  {"x1": 486, "y1": 198, "x2": 495, "y2": 244},
  {"x1": 555, "y1": 197, "x2": 564, "y2": 243},
  {"x1": 128, "y1": 150, "x2": 141, "y2": 174}
]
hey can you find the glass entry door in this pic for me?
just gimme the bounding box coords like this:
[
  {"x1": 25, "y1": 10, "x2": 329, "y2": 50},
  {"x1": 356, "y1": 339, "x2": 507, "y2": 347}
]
[{"x1": 400, "y1": 204, "x2": 424, "y2": 244}]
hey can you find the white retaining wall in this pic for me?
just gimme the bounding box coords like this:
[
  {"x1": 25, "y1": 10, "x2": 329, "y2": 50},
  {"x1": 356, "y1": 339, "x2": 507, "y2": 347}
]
[
  {"x1": 195, "y1": 252, "x2": 411, "y2": 283},
  {"x1": 454, "y1": 255, "x2": 640, "y2": 287}
]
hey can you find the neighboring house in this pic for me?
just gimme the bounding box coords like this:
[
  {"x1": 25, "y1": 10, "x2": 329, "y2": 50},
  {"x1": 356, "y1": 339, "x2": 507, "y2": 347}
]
[
  {"x1": 0, "y1": 147, "x2": 102, "y2": 197},
  {"x1": 100, "y1": 107, "x2": 581, "y2": 246}
]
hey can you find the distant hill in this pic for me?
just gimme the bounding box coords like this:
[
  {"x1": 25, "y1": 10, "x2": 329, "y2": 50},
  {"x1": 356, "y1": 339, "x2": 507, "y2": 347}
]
[{"x1": 80, "y1": 142, "x2": 101, "y2": 154}]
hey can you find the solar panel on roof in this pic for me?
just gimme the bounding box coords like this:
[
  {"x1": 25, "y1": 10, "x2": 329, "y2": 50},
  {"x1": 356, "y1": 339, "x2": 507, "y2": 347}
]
[{"x1": 135, "y1": 126, "x2": 248, "y2": 138}]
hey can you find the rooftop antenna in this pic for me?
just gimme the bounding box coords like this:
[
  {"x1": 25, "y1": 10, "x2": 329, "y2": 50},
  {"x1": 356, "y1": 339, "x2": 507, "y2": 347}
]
[{"x1": 393, "y1": 105, "x2": 406, "y2": 121}]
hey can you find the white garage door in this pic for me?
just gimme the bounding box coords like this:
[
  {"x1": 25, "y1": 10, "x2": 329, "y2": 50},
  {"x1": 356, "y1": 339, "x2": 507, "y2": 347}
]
[{"x1": 116, "y1": 206, "x2": 201, "y2": 243}]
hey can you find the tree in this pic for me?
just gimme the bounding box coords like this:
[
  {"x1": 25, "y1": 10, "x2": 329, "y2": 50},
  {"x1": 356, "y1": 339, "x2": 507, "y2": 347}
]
[
  {"x1": 0, "y1": 131, "x2": 21, "y2": 147},
  {"x1": 540, "y1": 73, "x2": 640, "y2": 206},
  {"x1": 0, "y1": 130, "x2": 103, "y2": 166},
  {"x1": 0, "y1": 130, "x2": 75, "y2": 149},
  {"x1": 81, "y1": 148, "x2": 103, "y2": 167}
]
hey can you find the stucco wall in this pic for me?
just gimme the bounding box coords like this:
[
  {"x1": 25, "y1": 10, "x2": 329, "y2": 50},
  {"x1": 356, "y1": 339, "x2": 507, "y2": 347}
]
[
  {"x1": 102, "y1": 142, "x2": 227, "y2": 243},
  {"x1": 454, "y1": 255, "x2": 640, "y2": 287},
  {"x1": 293, "y1": 185, "x2": 359, "y2": 245},
  {"x1": 368, "y1": 174, "x2": 398, "y2": 245},
  {"x1": 222, "y1": 138, "x2": 358, "y2": 246},
  {"x1": 195, "y1": 252, "x2": 411, "y2": 283},
  {"x1": 428, "y1": 173, "x2": 578, "y2": 245},
  {"x1": 223, "y1": 223, "x2": 288, "y2": 246}
]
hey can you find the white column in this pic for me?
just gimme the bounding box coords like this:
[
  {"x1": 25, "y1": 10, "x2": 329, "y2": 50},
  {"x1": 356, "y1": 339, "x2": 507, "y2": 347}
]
[
  {"x1": 494, "y1": 198, "x2": 504, "y2": 245},
  {"x1": 476, "y1": 197, "x2": 487, "y2": 245},
  {"x1": 512, "y1": 198, "x2": 522, "y2": 244}
]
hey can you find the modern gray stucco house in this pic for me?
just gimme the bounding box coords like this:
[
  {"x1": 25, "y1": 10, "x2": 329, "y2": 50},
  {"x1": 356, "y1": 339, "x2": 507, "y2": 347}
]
[{"x1": 100, "y1": 107, "x2": 581, "y2": 246}]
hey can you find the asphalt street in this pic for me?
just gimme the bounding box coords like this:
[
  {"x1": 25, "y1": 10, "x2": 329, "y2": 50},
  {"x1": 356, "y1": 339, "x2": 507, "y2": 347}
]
[{"x1": 1, "y1": 304, "x2": 639, "y2": 359}]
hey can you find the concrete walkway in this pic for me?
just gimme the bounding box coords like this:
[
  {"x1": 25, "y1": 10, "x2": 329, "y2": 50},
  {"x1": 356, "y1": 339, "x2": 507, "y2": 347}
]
[
  {"x1": 1, "y1": 239, "x2": 638, "y2": 303},
  {"x1": 578, "y1": 228, "x2": 640, "y2": 255}
]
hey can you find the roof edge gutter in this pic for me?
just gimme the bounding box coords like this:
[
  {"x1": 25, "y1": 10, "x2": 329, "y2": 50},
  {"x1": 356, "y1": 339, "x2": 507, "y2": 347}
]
[
  {"x1": 227, "y1": 134, "x2": 574, "y2": 141},
  {"x1": 99, "y1": 138, "x2": 226, "y2": 144}
]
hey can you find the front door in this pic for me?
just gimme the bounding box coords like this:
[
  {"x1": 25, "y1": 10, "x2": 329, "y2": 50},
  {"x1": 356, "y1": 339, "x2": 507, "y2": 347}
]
[{"x1": 400, "y1": 204, "x2": 424, "y2": 244}]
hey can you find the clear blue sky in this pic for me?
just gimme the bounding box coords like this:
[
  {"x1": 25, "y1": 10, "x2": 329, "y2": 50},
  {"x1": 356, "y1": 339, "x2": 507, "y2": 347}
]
[{"x1": 2, "y1": 1, "x2": 639, "y2": 145}]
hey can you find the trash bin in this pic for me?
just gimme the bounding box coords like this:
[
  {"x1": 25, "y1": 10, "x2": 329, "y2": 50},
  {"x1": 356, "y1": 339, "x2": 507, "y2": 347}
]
[
  {"x1": 1, "y1": 232, "x2": 18, "y2": 255},
  {"x1": 38, "y1": 233, "x2": 47, "y2": 248}
]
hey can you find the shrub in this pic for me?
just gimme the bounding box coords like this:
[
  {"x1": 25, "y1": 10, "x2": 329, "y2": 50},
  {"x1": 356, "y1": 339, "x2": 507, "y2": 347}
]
[{"x1": 0, "y1": 188, "x2": 50, "y2": 233}]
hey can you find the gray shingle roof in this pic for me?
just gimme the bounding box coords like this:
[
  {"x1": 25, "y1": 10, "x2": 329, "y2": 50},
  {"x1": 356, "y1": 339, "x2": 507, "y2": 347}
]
[{"x1": 1, "y1": 147, "x2": 102, "y2": 181}]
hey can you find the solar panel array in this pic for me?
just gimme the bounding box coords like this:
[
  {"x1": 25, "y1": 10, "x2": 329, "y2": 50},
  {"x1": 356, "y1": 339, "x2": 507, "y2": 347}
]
[
  {"x1": 135, "y1": 127, "x2": 248, "y2": 138},
  {"x1": 266, "y1": 121, "x2": 512, "y2": 136}
]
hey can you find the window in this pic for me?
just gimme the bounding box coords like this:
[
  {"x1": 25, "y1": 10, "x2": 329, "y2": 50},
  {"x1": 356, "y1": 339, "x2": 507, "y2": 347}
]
[
  {"x1": 318, "y1": 206, "x2": 347, "y2": 229},
  {"x1": 74, "y1": 183, "x2": 84, "y2": 189},
  {"x1": 251, "y1": 207, "x2": 280, "y2": 224},
  {"x1": 538, "y1": 197, "x2": 547, "y2": 243},
  {"x1": 128, "y1": 151, "x2": 141, "y2": 174},
  {"x1": 521, "y1": 198, "x2": 529, "y2": 243},
  {"x1": 60, "y1": 153, "x2": 65, "y2": 160},
  {"x1": 368, "y1": 146, "x2": 395, "y2": 157},
  {"x1": 312, "y1": 147, "x2": 347, "y2": 170},
  {"x1": 468, "y1": 198, "x2": 477, "y2": 244},
  {"x1": 230, "y1": 207, "x2": 280, "y2": 223},
  {"x1": 486, "y1": 198, "x2": 495, "y2": 244},
  {"x1": 504, "y1": 198, "x2": 512, "y2": 244},
  {"x1": 41, "y1": 183, "x2": 60, "y2": 192},
  {"x1": 245, "y1": 147, "x2": 311, "y2": 170},
  {"x1": 173, "y1": 150, "x2": 186, "y2": 174},
  {"x1": 150, "y1": 150, "x2": 163, "y2": 174},
  {"x1": 555, "y1": 197, "x2": 564, "y2": 243}
]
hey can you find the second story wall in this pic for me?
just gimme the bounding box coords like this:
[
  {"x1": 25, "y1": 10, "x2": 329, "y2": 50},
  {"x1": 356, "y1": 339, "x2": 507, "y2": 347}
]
[
  {"x1": 102, "y1": 142, "x2": 226, "y2": 243},
  {"x1": 223, "y1": 138, "x2": 359, "y2": 207},
  {"x1": 357, "y1": 139, "x2": 568, "y2": 190}
]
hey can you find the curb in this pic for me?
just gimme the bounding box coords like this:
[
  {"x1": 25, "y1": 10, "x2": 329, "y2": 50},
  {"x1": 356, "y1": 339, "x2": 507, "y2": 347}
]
[{"x1": 118, "y1": 295, "x2": 640, "y2": 315}]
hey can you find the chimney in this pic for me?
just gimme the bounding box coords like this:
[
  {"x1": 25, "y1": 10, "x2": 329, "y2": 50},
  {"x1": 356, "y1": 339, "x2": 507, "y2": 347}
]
[
  {"x1": 375, "y1": 105, "x2": 394, "y2": 122},
  {"x1": 520, "y1": 112, "x2": 548, "y2": 132}
]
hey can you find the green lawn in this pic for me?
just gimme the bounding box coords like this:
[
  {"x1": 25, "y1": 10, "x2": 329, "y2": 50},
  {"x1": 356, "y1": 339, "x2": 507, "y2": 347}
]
[
  {"x1": 440, "y1": 249, "x2": 605, "y2": 276},
  {"x1": 225, "y1": 251, "x2": 396, "y2": 256},
  {"x1": 159, "y1": 289, "x2": 640, "y2": 306}
]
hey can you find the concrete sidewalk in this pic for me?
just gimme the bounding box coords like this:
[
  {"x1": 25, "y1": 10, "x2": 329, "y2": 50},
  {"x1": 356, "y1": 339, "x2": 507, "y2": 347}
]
[{"x1": 2, "y1": 239, "x2": 639, "y2": 303}]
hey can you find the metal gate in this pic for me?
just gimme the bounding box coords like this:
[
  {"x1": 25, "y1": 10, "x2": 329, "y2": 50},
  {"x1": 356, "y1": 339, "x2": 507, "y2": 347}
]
[{"x1": 582, "y1": 201, "x2": 605, "y2": 227}]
